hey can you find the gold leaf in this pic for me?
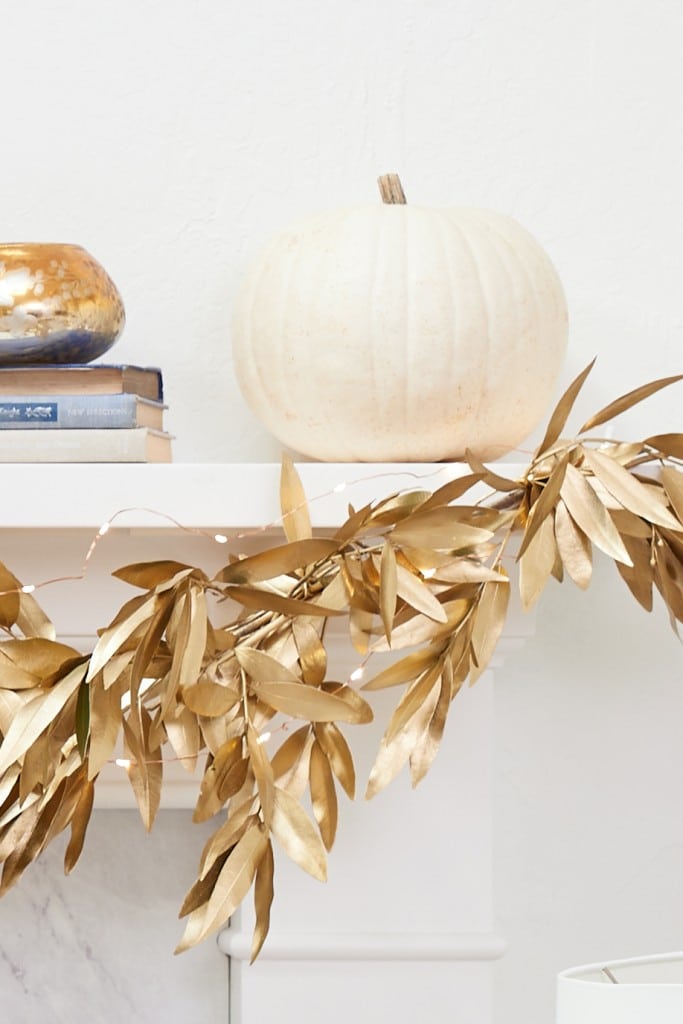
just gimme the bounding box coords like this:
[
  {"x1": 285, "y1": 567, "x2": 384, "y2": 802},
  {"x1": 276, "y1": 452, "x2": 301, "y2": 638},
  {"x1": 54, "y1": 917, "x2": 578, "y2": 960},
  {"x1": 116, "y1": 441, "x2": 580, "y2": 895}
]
[
  {"x1": 122, "y1": 709, "x2": 162, "y2": 832},
  {"x1": 0, "y1": 562, "x2": 21, "y2": 631},
  {"x1": 164, "y1": 705, "x2": 202, "y2": 773},
  {"x1": 177, "y1": 584, "x2": 208, "y2": 690},
  {"x1": 385, "y1": 660, "x2": 443, "y2": 742},
  {"x1": 251, "y1": 839, "x2": 274, "y2": 963},
  {"x1": 0, "y1": 664, "x2": 86, "y2": 777},
  {"x1": 197, "y1": 706, "x2": 242, "y2": 756},
  {"x1": 175, "y1": 823, "x2": 268, "y2": 953},
  {"x1": 579, "y1": 373, "x2": 683, "y2": 433},
  {"x1": 63, "y1": 779, "x2": 95, "y2": 874},
  {"x1": 582, "y1": 447, "x2": 681, "y2": 529},
  {"x1": 101, "y1": 650, "x2": 134, "y2": 692},
  {"x1": 313, "y1": 722, "x2": 355, "y2": 799},
  {"x1": 0, "y1": 638, "x2": 83, "y2": 691},
  {"x1": 194, "y1": 743, "x2": 248, "y2": 823},
  {"x1": 536, "y1": 358, "x2": 596, "y2": 455},
  {"x1": 179, "y1": 849, "x2": 230, "y2": 919},
  {"x1": 15, "y1": 590, "x2": 55, "y2": 641},
  {"x1": 0, "y1": 800, "x2": 43, "y2": 894},
  {"x1": 271, "y1": 725, "x2": 311, "y2": 781},
  {"x1": 347, "y1": 570, "x2": 379, "y2": 614},
  {"x1": 87, "y1": 673, "x2": 124, "y2": 778},
  {"x1": 362, "y1": 647, "x2": 442, "y2": 691},
  {"x1": 292, "y1": 621, "x2": 327, "y2": 686},
  {"x1": 662, "y1": 467, "x2": 683, "y2": 525},
  {"x1": 198, "y1": 798, "x2": 258, "y2": 880},
  {"x1": 0, "y1": 788, "x2": 40, "y2": 857},
  {"x1": 271, "y1": 785, "x2": 327, "y2": 881},
  {"x1": 45, "y1": 774, "x2": 89, "y2": 859},
  {"x1": 248, "y1": 679, "x2": 368, "y2": 724},
  {"x1": 644, "y1": 434, "x2": 683, "y2": 460},
  {"x1": 160, "y1": 590, "x2": 191, "y2": 717},
  {"x1": 368, "y1": 490, "x2": 432, "y2": 527},
  {"x1": 396, "y1": 562, "x2": 449, "y2": 623},
  {"x1": 319, "y1": 682, "x2": 373, "y2": 724},
  {"x1": 560, "y1": 463, "x2": 633, "y2": 565},
  {"x1": 470, "y1": 575, "x2": 510, "y2": 684},
  {"x1": 554, "y1": 501, "x2": 593, "y2": 590},
  {"x1": 0, "y1": 690, "x2": 34, "y2": 740},
  {"x1": 519, "y1": 515, "x2": 558, "y2": 611},
  {"x1": 379, "y1": 542, "x2": 397, "y2": 644},
  {"x1": 349, "y1": 606, "x2": 374, "y2": 655},
  {"x1": 334, "y1": 501, "x2": 374, "y2": 543},
  {"x1": 182, "y1": 680, "x2": 238, "y2": 718},
  {"x1": 0, "y1": 659, "x2": 41, "y2": 692},
  {"x1": 214, "y1": 740, "x2": 250, "y2": 804},
  {"x1": 600, "y1": 441, "x2": 647, "y2": 466},
  {"x1": 272, "y1": 727, "x2": 313, "y2": 800},
  {"x1": 99, "y1": 590, "x2": 152, "y2": 633},
  {"x1": 193, "y1": 761, "x2": 228, "y2": 825},
  {"x1": 365, "y1": 684, "x2": 439, "y2": 799},
  {"x1": 609, "y1": 507, "x2": 654, "y2": 539},
  {"x1": 19, "y1": 729, "x2": 51, "y2": 804},
  {"x1": 653, "y1": 539, "x2": 683, "y2": 624},
  {"x1": 448, "y1": 627, "x2": 472, "y2": 694},
  {"x1": 235, "y1": 647, "x2": 301, "y2": 686},
  {"x1": 431, "y1": 561, "x2": 508, "y2": 585},
  {"x1": 280, "y1": 454, "x2": 312, "y2": 543},
  {"x1": 208, "y1": 629, "x2": 237, "y2": 658},
  {"x1": 309, "y1": 740, "x2": 338, "y2": 851},
  {"x1": 13, "y1": 767, "x2": 78, "y2": 870},
  {"x1": 113, "y1": 561, "x2": 197, "y2": 590},
  {"x1": 317, "y1": 570, "x2": 351, "y2": 612},
  {"x1": 615, "y1": 534, "x2": 654, "y2": 612},
  {"x1": 0, "y1": 763, "x2": 20, "y2": 814},
  {"x1": 409, "y1": 673, "x2": 450, "y2": 787},
  {"x1": 87, "y1": 593, "x2": 160, "y2": 681},
  {"x1": 464, "y1": 451, "x2": 523, "y2": 492},
  {"x1": 217, "y1": 540, "x2": 338, "y2": 585},
  {"x1": 247, "y1": 724, "x2": 274, "y2": 827},
  {"x1": 417, "y1": 473, "x2": 485, "y2": 512},
  {"x1": 391, "y1": 510, "x2": 493, "y2": 551},
  {"x1": 372, "y1": 598, "x2": 470, "y2": 653},
  {"x1": 227, "y1": 585, "x2": 342, "y2": 618},
  {"x1": 516, "y1": 452, "x2": 570, "y2": 560}
]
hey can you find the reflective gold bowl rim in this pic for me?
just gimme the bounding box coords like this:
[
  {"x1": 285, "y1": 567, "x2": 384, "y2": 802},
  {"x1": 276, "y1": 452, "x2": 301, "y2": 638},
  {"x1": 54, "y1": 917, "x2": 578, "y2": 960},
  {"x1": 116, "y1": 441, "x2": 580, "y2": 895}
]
[{"x1": 0, "y1": 243, "x2": 89, "y2": 252}]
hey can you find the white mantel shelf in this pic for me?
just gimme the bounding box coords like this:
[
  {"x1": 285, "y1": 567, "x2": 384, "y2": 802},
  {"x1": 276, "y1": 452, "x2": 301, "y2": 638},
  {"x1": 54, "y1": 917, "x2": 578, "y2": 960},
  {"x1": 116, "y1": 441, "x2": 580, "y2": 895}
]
[{"x1": 0, "y1": 460, "x2": 526, "y2": 530}]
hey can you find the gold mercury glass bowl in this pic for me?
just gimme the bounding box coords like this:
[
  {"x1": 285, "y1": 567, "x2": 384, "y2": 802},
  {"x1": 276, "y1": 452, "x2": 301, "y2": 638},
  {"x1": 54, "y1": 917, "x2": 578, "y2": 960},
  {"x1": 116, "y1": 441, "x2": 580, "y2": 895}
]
[{"x1": 0, "y1": 243, "x2": 125, "y2": 364}]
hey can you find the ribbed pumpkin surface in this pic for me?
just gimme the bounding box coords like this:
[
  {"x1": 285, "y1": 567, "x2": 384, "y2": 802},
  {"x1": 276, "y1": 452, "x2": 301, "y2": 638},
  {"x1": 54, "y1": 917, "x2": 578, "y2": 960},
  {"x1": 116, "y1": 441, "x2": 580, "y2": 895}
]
[{"x1": 232, "y1": 204, "x2": 567, "y2": 461}]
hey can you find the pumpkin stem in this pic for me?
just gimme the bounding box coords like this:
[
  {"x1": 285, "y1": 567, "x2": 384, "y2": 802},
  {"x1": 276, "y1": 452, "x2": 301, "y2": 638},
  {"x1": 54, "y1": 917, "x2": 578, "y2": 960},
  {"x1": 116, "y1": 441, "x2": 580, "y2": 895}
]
[{"x1": 377, "y1": 174, "x2": 407, "y2": 204}]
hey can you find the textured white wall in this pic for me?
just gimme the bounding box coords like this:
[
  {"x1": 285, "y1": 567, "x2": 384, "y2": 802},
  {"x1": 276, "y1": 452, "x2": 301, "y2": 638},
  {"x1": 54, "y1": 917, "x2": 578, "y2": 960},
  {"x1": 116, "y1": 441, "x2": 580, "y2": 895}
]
[{"x1": 2, "y1": 1, "x2": 683, "y2": 1022}]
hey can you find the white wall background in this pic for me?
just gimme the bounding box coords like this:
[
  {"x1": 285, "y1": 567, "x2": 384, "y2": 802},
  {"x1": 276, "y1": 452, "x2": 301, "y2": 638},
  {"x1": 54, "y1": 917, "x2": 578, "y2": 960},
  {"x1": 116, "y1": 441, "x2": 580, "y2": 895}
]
[{"x1": 2, "y1": 1, "x2": 683, "y2": 1022}]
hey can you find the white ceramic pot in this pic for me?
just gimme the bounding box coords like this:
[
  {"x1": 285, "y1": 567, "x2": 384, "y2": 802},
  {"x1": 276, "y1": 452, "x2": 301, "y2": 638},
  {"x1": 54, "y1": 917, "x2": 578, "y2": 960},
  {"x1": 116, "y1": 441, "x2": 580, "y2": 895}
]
[{"x1": 557, "y1": 952, "x2": 683, "y2": 1023}]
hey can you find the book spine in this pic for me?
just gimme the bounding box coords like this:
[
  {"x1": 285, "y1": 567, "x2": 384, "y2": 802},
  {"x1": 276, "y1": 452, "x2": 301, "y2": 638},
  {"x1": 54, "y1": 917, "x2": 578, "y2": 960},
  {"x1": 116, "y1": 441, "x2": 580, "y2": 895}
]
[
  {"x1": 0, "y1": 428, "x2": 164, "y2": 462},
  {"x1": 0, "y1": 394, "x2": 143, "y2": 429}
]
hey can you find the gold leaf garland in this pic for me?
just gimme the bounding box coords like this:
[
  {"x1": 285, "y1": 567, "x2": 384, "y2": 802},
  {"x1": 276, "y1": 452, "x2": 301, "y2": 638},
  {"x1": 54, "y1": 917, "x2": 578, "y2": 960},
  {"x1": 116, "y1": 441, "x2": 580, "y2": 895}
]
[{"x1": 0, "y1": 363, "x2": 681, "y2": 956}]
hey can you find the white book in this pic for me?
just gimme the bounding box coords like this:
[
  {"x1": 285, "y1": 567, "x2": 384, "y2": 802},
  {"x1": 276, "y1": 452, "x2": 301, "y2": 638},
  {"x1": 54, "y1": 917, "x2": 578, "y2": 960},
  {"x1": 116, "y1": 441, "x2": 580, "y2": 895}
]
[{"x1": 0, "y1": 427, "x2": 173, "y2": 463}]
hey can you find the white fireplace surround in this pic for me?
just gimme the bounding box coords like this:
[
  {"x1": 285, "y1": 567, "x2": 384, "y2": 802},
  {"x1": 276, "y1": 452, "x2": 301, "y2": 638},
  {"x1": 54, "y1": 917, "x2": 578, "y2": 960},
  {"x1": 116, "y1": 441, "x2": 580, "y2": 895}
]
[{"x1": 0, "y1": 461, "x2": 531, "y2": 1024}]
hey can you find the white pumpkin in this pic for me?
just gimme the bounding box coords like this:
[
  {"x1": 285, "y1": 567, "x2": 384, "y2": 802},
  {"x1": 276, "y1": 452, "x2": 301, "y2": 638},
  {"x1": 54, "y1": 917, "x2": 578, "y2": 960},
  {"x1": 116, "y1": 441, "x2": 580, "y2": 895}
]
[{"x1": 231, "y1": 175, "x2": 568, "y2": 462}]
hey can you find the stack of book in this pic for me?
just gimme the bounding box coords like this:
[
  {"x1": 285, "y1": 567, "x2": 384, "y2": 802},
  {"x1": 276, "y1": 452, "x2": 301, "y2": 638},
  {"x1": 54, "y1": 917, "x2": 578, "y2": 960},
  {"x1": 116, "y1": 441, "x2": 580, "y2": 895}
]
[{"x1": 0, "y1": 364, "x2": 172, "y2": 463}]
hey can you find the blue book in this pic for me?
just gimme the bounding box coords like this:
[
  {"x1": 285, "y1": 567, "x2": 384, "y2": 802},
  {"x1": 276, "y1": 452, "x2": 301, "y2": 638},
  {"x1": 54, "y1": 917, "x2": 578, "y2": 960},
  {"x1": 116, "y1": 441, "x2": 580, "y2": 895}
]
[{"x1": 0, "y1": 393, "x2": 166, "y2": 430}]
